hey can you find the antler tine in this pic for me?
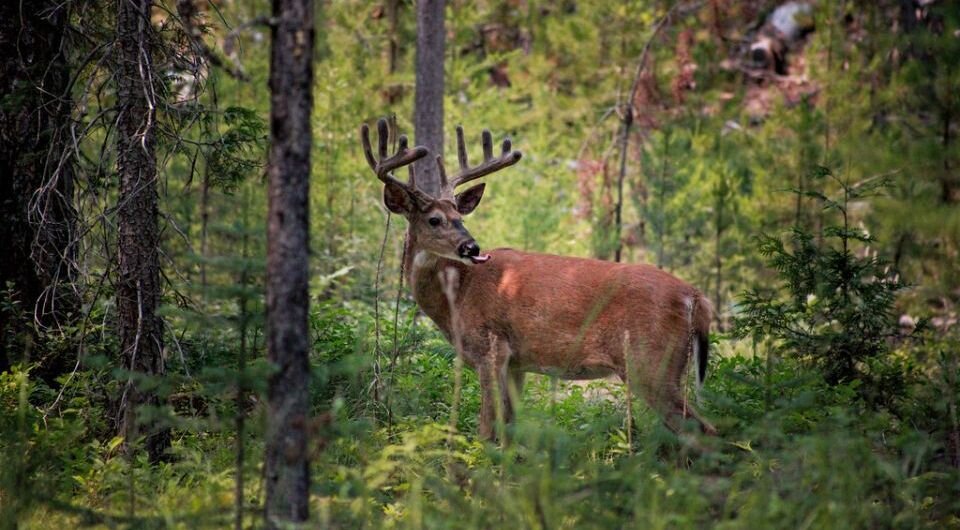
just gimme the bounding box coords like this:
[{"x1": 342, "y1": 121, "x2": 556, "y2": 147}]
[
  {"x1": 377, "y1": 118, "x2": 389, "y2": 161},
  {"x1": 360, "y1": 123, "x2": 377, "y2": 172},
  {"x1": 456, "y1": 125, "x2": 468, "y2": 171},
  {"x1": 402, "y1": 134, "x2": 420, "y2": 191},
  {"x1": 435, "y1": 155, "x2": 453, "y2": 199},
  {"x1": 481, "y1": 129, "x2": 493, "y2": 161},
  {"x1": 359, "y1": 119, "x2": 431, "y2": 204},
  {"x1": 448, "y1": 125, "x2": 523, "y2": 189}
]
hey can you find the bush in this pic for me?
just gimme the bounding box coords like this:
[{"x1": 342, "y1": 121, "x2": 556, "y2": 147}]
[{"x1": 734, "y1": 167, "x2": 906, "y2": 402}]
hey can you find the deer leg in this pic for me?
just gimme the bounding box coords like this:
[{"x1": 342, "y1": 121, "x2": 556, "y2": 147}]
[
  {"x1": 504, "y1": 369, "x2": 525, "y2": 425},
  {"x1": 672, "y1": 394, "x2": 717, "y2": 436},
  {"x1": 491, "y1": 338, "x2": 520, "y2": 426},
  {"x1": 631, "y1": 334, "x2": 716, "y2": 436},
  {"x1": 650, "y1": 384, "x2": 717, "y2": 436},
  {"x1": 476, "y1": 337, "x2": 517, "y2": 442},
  {"x1": 477, "y1": 359, "x2": 497, "y2": 441}
]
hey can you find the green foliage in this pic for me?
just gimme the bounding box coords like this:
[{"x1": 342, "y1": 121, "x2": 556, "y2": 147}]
[
  {"x1": 0, "y1": 366, "x2": 88, "y2": 528},
  {"x1": 735, "y1": 168, "x2": 906, "y2": 394},
  {"x1": 6, "y1": 1, "x2": 960, "y2": 528},
  {"x1": 204, "y1": 106, "x2": 267, "y2": 193},
  {"x1": 6, "y1": 302, "x2": 960, "y2": 528}
]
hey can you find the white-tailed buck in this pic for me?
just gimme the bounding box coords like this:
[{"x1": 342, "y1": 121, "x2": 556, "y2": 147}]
[{"x1": 361, "y1": 118, "x2": 716, "y2": 439}]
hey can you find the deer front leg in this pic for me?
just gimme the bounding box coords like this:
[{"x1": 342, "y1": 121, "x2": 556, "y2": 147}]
[
  {"x1": 503, "y1": 368, "x2": 525, "y2": 426},
  {"x1": 477, "y1": 360, "x2": 497, "y2": 441},
  {"x1": 477, "y1": 336, "x2": 514, "y2": 441}
]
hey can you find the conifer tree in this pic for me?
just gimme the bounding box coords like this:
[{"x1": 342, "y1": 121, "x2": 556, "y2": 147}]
[
  {"x1": 264, "y1": 0, "x2": 314, "y2": 526},
  {"x1": 115, "y1": 0, "x2": 169, "y2": 464},
  {"x1": 0, "y1": 1, "x2": 77, "y2": 380}
]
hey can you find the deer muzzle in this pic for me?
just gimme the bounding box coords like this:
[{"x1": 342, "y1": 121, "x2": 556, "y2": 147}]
[{"x1": 458, "y1": 240, "x2": 490, "y2": 264}]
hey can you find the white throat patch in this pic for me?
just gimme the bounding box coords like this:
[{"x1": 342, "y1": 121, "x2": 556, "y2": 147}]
[
  {"x1": 412, "y1": 250, "x2": 435, "y2": 271},
  {"x1": 410, "y1": 250, "x2": 440, "y2": 293}
]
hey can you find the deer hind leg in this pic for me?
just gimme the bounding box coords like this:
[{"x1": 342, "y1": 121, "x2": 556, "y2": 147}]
[
  {"x1": 661, "y1": 387, "x2": 717, "y2": 436},
  {"x1": 633, "y1": 380, "x2": 712, "y2": 435},
  {"x1": 631, "y1": 338, "x2": 716, "y2": 436}
]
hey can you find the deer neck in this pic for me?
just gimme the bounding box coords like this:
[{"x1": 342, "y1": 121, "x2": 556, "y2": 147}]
[{"x1": 403, "y1": 229, "x2": 466, "y2": 339}]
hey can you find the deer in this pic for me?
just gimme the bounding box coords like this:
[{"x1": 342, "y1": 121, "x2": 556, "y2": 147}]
[{"x1": 360, "y1": 117, "x2": 717, "y2": 440}]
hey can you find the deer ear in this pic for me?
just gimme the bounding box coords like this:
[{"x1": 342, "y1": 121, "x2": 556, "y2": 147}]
[
  {"x1": 383, "y1": 181, "x2": 414, "y2": 214},
  {"x1": 456, "y1": 183, "x2": 485, "y2": 215}
]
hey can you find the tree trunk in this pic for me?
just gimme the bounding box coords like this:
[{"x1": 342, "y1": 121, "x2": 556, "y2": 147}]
[
  {"x1": 613, "y1": 108, "x2": 632, "y2": 263},
  {"x1": 941, "y1": 106, "x2": 958, "y2": 203},
  {"x1": 0, "y1": 1, "x2": 77, "y2": 380},
  {"x1": 386, "y1": 0, "x2": 401, "y2": 75},
  {"x1": 115, "y1": 0, "x2": 169, "y2": 464},
  {"x1": 413, "y1": 0, "x2": 445, "y2": 196},
  {"x1": 714, "y1": 192, "x2": 725, "y2": 331},
  {"x1": 264, "y1": 0, "x2": 314, "y2": 526}
]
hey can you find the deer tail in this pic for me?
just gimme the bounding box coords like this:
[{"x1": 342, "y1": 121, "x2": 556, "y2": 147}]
[{"x1": 691, "y1": 294, "x2": 713, "y2": 391}]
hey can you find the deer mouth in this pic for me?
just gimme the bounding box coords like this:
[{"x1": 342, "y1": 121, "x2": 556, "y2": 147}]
[
  {"x1": 456, "y1": 249, "x2": 491, "y2": 264},
  {"x1": 457, "y1": 241, "x2": 490, "y2": 264}
]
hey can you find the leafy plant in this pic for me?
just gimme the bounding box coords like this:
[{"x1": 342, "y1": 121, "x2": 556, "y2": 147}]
[{"x1": 735, "y1": 167, "x2": 906, "y2": 398}]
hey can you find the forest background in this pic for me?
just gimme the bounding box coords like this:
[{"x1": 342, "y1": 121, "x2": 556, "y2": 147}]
[{"x1": 1, "y1": 0, "x2": 959, "y2": 528}]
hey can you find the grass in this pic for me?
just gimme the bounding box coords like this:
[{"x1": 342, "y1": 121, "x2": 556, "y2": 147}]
[{"x1": 3, "y1": 304, "x2": 960, "y2": 529}]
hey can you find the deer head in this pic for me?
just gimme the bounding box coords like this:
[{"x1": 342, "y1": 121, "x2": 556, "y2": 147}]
[{"x1": 360, "y1": 118, "x2": 522, "y2": 265}]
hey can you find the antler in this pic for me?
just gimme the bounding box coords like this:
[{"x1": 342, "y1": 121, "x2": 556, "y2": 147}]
[
  {"x1": 438, "y1": 125, "x2": 523, "y2": 199},
  {"x1": 360, "y1": 118, "x2": 432, "y2": 204}
]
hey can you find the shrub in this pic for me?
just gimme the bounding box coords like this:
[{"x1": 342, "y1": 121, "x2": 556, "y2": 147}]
[{"x1": 734, "y1": 167, "x2": 906, "y2": 401}]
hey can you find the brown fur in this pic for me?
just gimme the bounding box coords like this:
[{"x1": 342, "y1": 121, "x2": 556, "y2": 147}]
[{"x1": 400, "y1": 200, "x2": 716, "y2": 439}]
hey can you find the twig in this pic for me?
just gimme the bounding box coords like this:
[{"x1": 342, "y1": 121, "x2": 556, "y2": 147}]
[
  {"x1": 614, "y1": 1, "x2": 703, "y2": 262},
  {"x1": 440, "y1": 268, "x2": 466, "y2": 465},
  {"x1": 43, "y1": 267, "x2": 110, "y2": 420},
  {"x1": 163, "y1": 318, "x2": 191, "y2": 377},
  {"x1": 371, "y1": 211, "x2": 393, "y2": 407},
  {"x1": 624, "y1": 331, "x2": 633, "y2": 455},
  {"x1": 386, "y1": 234, "x2": 408, "y2": 430},
  {"x1": 223, "y1": 15, "x2": 276, "y2": 57},
  {"x1": 392, "y1": 237, "x2": 407, "y2": 371},
  {"x1": 175, "y1": 0, "x2": 251, "y2": 81},
  {"x1": 626, "y1": 2, "x2": 703, "y2": 107}
]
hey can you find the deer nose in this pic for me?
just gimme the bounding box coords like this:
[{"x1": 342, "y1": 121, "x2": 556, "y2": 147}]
[{"x1": 458, "y1": 241, "x2": 480, "y2": 258}]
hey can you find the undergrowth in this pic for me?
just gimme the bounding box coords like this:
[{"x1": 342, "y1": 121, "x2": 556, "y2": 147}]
[{"x1": 3, "y1": 301, "x2": 959, "y2": 529}]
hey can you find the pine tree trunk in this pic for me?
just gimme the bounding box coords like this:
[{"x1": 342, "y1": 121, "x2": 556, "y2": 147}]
[
  {"x1": 264, "y1": 0, "x2": 314, "y2": 526},
  {"x1": 413, "y1": 0, "x2": 445, "y2": 196},
  {"x1": 386, "y1": 0, "x2": 401, "y2": 75},
  {"x1": 0, "y1": 1, "x2": 77, "y2": 380},
  {"x1": 115, "y1": 0, "x2": 169, "y2": 465}
]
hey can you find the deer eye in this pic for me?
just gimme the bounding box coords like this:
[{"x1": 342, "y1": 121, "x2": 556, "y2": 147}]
[{"x1": 428, "y1": 217, "x2": 442, "y2": 227}]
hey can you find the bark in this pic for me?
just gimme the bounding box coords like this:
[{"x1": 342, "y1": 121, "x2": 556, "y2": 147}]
[
  {"x1": 941, "y1": 105, "x2": 957, "y2": 203},
  {"x1": 613, "y1": 107, "x2": 632, "y2": 263},
  {"x1": 714, "y1": 189, "x2": 725, "y2": 331},
  {"x1": 264, "y1": 0, "x2": 314, "y2": 526},
  {"x1": 115, "y1": 0, "x2": 169, "y2": 464},
  {"x1": 0, "y1": 1, "x2": 77, "y2": 379},
  {"x1": 235, "y1": 215, "x2": 251, "y2": 530},
  {"x1": 200, "y1": 170, "x2": 210, "y2": 294},
  {"x1": 413, "y1": 0, "x2": 445, "y2": 196},
  {"x1": 386, "y1": 0, "x2": 401, "y2": 75}
]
